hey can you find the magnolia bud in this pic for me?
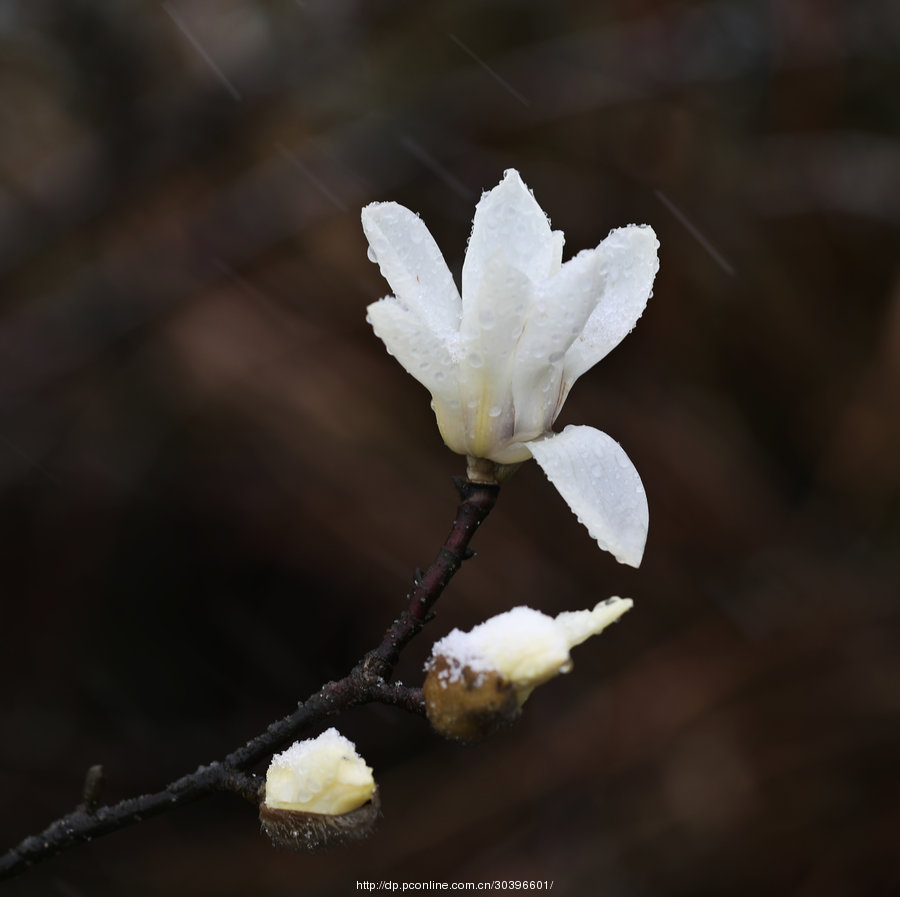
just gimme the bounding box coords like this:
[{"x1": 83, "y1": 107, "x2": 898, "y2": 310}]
[
  {"x1": 424, "y1": 598, "x2": 633, "y2": 743},
  {"x1": 259, "y1": 728, "x2": 379, "y2": 851},
  {"x1": 423, "y1": 654, "x2": 520, "y2": 743}
]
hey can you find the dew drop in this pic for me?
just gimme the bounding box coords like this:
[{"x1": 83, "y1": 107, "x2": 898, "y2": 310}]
[
  {"x1": 366, "y1": 247, "x2": 377, "y2": 263},
  {"x1": 467, "y1": 353, "x2": 483, "y2": 369},
  {"x1": 488, "y1": 405, "x2": 503, "y2": 418}
]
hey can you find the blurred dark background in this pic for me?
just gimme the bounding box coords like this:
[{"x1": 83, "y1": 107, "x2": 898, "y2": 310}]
[{"x1": 2, "y1": 1, "x2": 899, "y2": 894}]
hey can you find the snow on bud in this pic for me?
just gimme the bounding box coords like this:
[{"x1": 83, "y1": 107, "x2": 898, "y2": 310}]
[{"x1": 423, "y1": 597, "x2": 633, "y2": 742}]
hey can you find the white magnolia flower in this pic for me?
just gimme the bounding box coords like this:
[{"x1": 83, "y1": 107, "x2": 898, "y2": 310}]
[{"x1": 362, "y1": 169, "x2": 658, "y2": 566}]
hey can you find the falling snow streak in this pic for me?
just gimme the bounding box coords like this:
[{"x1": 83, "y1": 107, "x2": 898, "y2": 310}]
[
  {"x1": 162, "y1": 2, "x2": 242, "y2": 102},
  {"x1": 447, "y1": 33, "x2": 531, "y2": 107},
  {"x1": 275, "y1": 143, "x2": 348, "y2": 212},
  {"x1": 654, "y1": 189, "x2": 736, "y2": 277},
  {"x1": 398, "y1": 136, "x2": 474, "y2": 201}
]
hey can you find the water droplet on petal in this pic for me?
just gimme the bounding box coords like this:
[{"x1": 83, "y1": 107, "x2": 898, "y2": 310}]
[
  {"x1": 488, "y1": 405, "x2": 503, "y2": 418},
  {"x1": 366, "y1": 247, "x2": 378, "y2": 263},
  {"x1": 468, "y1": 353, "x2": 483, "y2": 369}
]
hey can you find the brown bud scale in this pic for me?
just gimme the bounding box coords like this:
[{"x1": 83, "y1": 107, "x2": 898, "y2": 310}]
[
  {"x1": 423, "y1": 655, "x2": 520, "y2": 743},
  {"x1": 259, "y1": 787, "x2": 381, "y2": 852}
]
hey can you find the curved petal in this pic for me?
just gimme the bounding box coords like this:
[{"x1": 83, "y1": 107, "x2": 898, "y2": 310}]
[
  {"x1": 511, "y1": 246, "x2": 609, "y2": 434},
  {"x1": 529, "y1": 425, "x2": 648, "y2": 567},
  {"x1": 362, "y1": 202, "x2": 461, "y2": 339},
  {"x1": 521, "y1": 247, "x2": 608, "y2": 362},
  {"x1": 366, "y1": 298, "x2": 459, "y2": 404},
  {"x1": 456, "y1": 254, "x2": 534, "y2": 459},
  {"x1": 562, "y1": 225, "x2": 659, "y2": 388},
  {"x1": 462, "y1": 170, "x2": 557, "y2": 299},
  {"x1": 460, "y1": 252, "x2": 533, "y2": 376}
]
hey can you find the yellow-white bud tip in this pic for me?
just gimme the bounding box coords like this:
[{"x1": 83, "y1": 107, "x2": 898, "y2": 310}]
[
  {"x1": 555, "y1": 596, "x2": 634, "y2": 650},
  {"x1": 264, "y1": 728, "x2": 375, "y2": 815}
]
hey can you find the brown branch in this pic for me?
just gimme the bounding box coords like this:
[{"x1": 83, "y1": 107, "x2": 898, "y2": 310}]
[
  {"x1": 367, "y1": 477, "x2": 500, "y2": 674},
  {"x1": 2, "y1": 763, "x2": 263, "y2": 877},
  {"x1": 0, "y1": 478, "x2": 499, "y2": 880}
]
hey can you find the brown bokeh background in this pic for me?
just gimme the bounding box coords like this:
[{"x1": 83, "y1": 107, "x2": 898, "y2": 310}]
[{"x1": 2, "y1": 1, "x2": 899, "y2": 894}]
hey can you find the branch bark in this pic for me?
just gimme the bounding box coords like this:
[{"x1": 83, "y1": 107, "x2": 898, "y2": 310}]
[{"x1": 0, "y1": 478, "x2": 499, "y2": 880}]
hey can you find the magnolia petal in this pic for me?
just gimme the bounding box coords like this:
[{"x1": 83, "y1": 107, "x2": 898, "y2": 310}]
[
  {"x1": 462, "y1": 170, "x2": 556, "y2": 300},
  {"x1": 562, "y1": 225, "x2": 659, "y2": 388},
  {"x1": 527, "y1": 247, "x2": 608, "y2": 359},
  {"x1": 549, "y1": 230, "x2": 565, "y2": 277},
  {"x1": 431, "y1": 394, "x2": 469, "y2": 457},
  {"x1": 460, "y1": 252, "x2": 533, "y2": 371},
  {"x1": 529, "y1": 425, "x2": 648, "y2": 567},
  {"x1": 510, "y1": 248, "x2": 607, "y2": 438},
  {"x1": 362, "y1": 202, "x2": 461, "y2": 339},
  {"x1": 457, "y1": 254, "x2": 534, "y2": 459},
  {"x1": 366, "y1": 298, "x2": 458, "y2": 403}
]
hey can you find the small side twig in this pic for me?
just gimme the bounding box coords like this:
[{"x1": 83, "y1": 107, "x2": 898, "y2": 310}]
[
  {"x1": 4, "y1": 762, "x2": 254, "y2": 875},
  {"x1": 0, "y1": 479, "x2": 499, "y2": 880},
  {"x1": 79, "y1": 764, "x2": 105, "y2": 813}
]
